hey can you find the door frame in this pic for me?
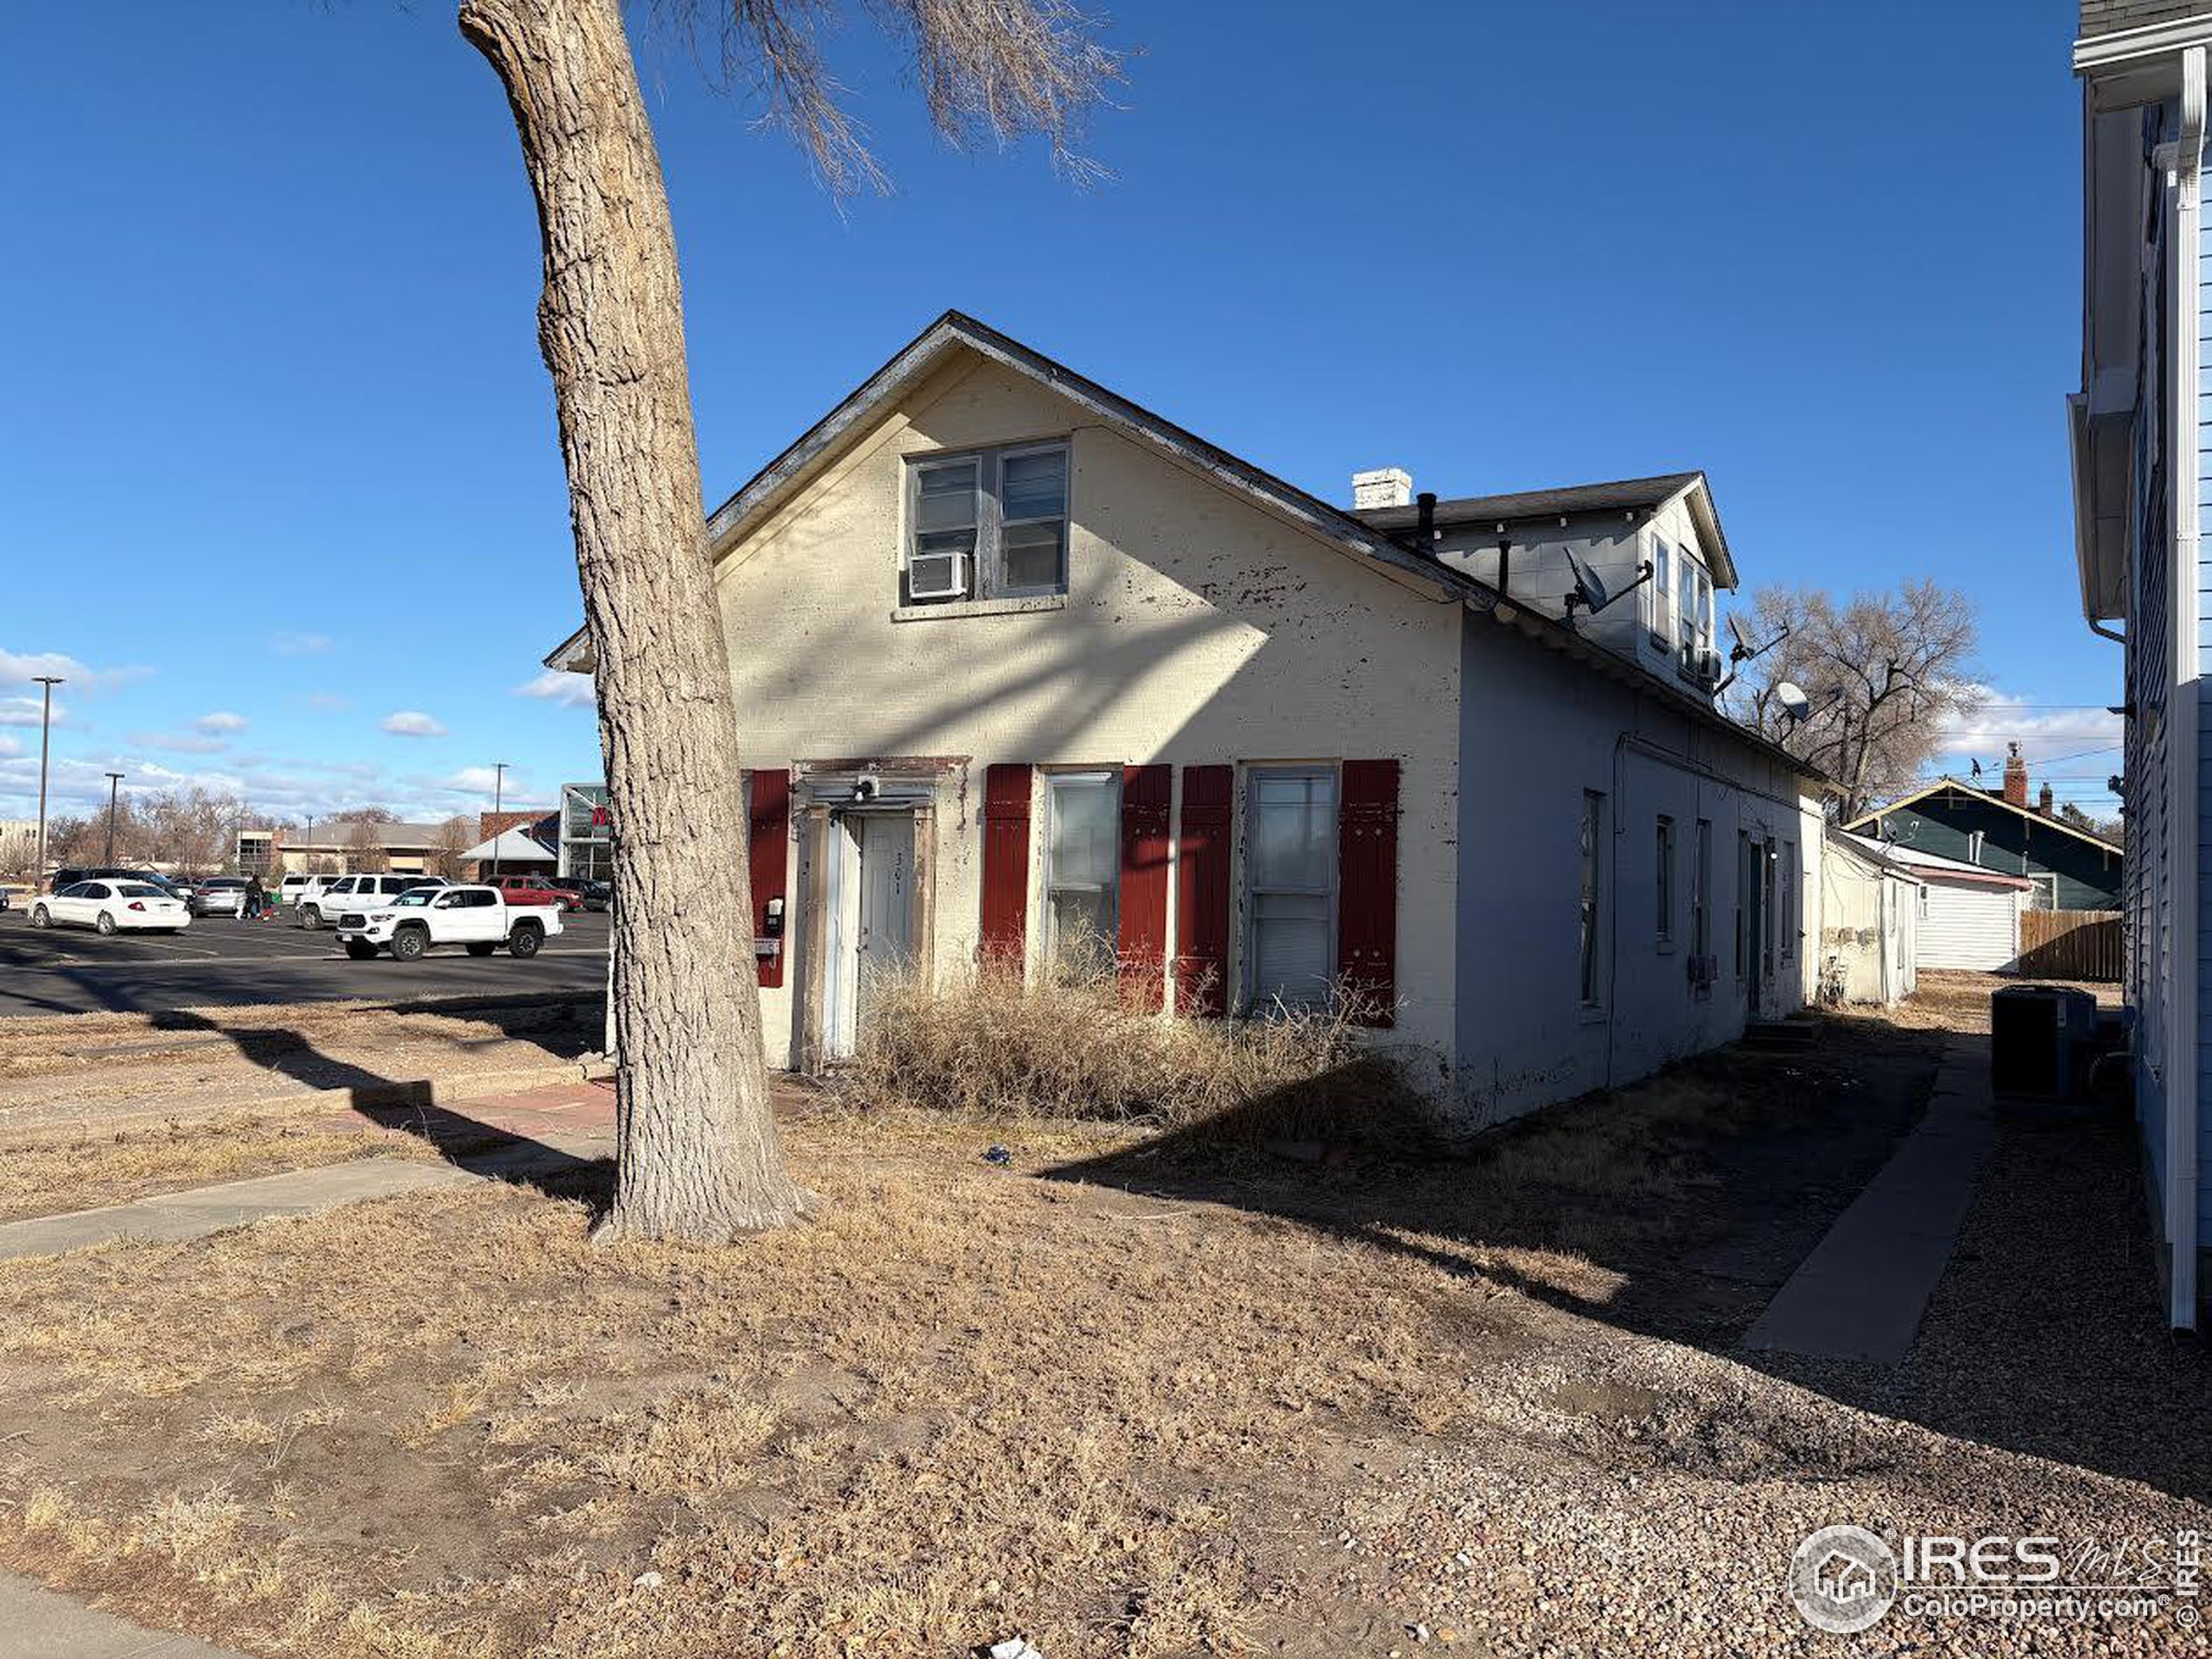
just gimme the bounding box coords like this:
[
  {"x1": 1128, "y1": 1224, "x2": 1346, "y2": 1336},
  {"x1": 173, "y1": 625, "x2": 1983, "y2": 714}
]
[{"x1": 792, "y1": 766, "x2": 938, "y2": 1071}]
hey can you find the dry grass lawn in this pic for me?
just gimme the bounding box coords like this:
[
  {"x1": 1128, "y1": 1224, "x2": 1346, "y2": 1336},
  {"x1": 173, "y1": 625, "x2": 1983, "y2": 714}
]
[
  {"x1": 0, "y1": 1116, "x2": 427, "y2": 1223},
  {"x1": 0, "y1": 995, "x2": 2194, "y2": 1657}
]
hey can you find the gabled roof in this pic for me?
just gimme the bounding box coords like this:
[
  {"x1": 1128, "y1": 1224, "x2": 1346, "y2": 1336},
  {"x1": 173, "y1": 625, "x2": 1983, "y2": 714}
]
[
  {"x1": 463, "y1": 826, "x2": 557, "y2": 863},
  {"x1": 1845, "y1": 778, "x2": 2122, "y2": 855},
  {"x1": 539, "y1": 312, "x2": 1821, "y2": 787},
  {"x1": 1354, "y1": 471, "x2": 1738, "y2": 590},
  {"x1": 1828, "y1": 828, "x2": 1927, "y2": 883},
  {"x1": 1843, "y1": 831, "x2": 2036, "y2": 891}
]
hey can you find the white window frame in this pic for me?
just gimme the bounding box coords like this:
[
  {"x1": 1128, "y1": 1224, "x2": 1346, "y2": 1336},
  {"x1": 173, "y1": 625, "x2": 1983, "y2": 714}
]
[
  {"x1": 1647, "y1": 537, "x2": 1675, "y2": 649},
  {"x1": 903, "y1": 440, "x2": 1071, "y2": 606},
  {"x1": 1243, "y1": 764, "x2": 1339, "y2": 1013},
  {"x1": 1043, "y1": 769, "x2": 1120, "y2": 969}
]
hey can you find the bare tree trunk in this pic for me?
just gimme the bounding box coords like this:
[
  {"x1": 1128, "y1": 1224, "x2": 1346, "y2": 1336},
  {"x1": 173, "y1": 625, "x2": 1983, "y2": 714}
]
[{"x1": 459, "y1": 0, "x2": 810, "y2": 1239}]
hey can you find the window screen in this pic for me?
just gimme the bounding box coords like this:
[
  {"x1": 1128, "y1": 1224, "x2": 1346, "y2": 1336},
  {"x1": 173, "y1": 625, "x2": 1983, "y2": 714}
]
[{"x1": 1248, "y1": 768, "x2": 1337, "y2": 1008}]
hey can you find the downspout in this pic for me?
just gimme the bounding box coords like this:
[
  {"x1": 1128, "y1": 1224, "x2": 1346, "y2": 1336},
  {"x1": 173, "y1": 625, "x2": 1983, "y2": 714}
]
[
  {"x1": 2169, "y1": 46, "x2": 2204, "y2": 1331},
  {"x1": 2090, "y1": 616, "x2": 2127, "y2": 644}
]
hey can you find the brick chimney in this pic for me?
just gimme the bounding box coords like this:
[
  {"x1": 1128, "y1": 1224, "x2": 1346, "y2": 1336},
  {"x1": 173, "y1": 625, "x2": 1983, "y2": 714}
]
[
  {"x1": 2038, "y1": 782, "x2": 2054, "y2": 816},
  {"x1": 1351, "y1": 467, "x2": 1413, "y2": 511},
  {"x1": 2002, "y1": 741, "x2": 2028, "y2": 808}
]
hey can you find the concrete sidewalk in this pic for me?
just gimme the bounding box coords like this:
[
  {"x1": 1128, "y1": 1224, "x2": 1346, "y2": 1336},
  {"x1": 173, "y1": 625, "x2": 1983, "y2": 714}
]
[
  {"x1": 0, "y1": 1568, "x2": 251, "y2": 1658},
  {"x1": 1742, "y1": 1034, "x2": 1996, "y2": 1364},
  {"x1": 0, "y1": 1079, "x2": 626, "y2": 1261}
]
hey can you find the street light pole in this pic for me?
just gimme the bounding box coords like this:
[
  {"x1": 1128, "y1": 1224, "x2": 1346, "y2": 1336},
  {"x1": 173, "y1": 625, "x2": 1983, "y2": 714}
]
[
  {"x1": 489, "y1": 762, "x2": 509, "y2": 881},
  {"x1": 103, "y1": 772, "x2": 124, "y2": 865},
  {"x1": 30, "y1": 675, "x2": 62, "y2": 890}
]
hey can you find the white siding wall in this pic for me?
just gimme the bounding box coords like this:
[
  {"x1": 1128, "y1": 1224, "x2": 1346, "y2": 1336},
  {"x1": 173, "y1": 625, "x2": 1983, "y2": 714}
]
[{"x1": 1917, "y1": 881, "x2": 2023, "y2": 971}]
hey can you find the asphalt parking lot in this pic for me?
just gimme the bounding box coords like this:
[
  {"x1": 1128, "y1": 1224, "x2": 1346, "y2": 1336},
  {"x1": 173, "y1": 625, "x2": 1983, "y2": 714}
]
[{"x1": 0, "y1": 905, "x2": 610, "y2": 1018}]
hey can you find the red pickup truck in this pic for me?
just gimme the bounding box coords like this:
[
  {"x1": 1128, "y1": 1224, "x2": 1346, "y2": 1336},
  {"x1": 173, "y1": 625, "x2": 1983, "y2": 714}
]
[{"x1": 486, "y1": 874, "x2": 585, "y2": 913}]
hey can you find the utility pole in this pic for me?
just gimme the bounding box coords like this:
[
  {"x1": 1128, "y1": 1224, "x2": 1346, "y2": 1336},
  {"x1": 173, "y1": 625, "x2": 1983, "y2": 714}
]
[
  {"x1": 489, "y1": 762, "x2": 509, "y2": 881},
  {"x1": 30, "y1": 675, "x2": 62, "y2": 889},
  {"x1": 103, "y1": 772, "x2": 125, "y2": 864}
]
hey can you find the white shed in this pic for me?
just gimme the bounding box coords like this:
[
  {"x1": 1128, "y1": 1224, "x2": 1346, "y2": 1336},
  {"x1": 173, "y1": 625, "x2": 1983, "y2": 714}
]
[
  {"x1": 1822, "y1": 832, "x2": 1923, "y2": 1005},
  {"x1": 1872, "y1": 839, "x2": 2031, "y2": 973}
]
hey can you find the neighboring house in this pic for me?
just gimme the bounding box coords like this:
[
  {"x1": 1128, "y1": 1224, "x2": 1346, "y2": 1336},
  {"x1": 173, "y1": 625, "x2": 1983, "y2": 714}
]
[
  {"x1": 1845, "y1": 747, "x2": 2121, "y2": 912},
  {"x1": 1864, "y1": 839, "x2": 2032, "y2": 973},
  {"x1": 2070, "y1": 2, "x2": 2212, "y2": 1326},
  {"x1": 545, "y1": 311, "x2": 1827, "y2": 1128},
  {"x1": 1821, "y1": 832, "x2": 1923, "y2": 1007},
  {"x1": 242, "y1": 820, "x2": 466, "y2": 875}
]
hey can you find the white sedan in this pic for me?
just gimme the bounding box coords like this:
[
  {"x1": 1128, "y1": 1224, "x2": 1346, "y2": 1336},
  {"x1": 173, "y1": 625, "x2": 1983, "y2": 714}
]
[{"x1": 30, "y1": 880, "x2": 192, "y2": 935}]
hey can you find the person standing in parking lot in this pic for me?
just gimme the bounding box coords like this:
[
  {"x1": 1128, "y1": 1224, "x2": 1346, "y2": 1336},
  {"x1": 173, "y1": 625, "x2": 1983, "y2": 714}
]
[{"x1": 243, "y1": 873, "x2": 264, "y2": 922}]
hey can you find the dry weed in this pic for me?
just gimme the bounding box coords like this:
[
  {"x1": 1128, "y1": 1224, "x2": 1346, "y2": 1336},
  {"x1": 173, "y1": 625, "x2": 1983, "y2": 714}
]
[{"x1": 846, "y1": 951, "x2": 1427, "y2": 1144}]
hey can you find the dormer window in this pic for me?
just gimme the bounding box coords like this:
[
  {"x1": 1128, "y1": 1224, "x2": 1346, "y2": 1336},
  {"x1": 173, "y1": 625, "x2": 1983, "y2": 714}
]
[
  {"x1": 904, "y1": 442, "x2": 1070, "y2": 606},
  {"x1": 1647, "y1": 539, "x2": 1674, "y2": 647}
]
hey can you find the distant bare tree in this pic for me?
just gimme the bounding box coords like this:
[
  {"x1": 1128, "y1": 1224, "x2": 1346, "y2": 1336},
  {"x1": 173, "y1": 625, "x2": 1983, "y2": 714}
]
[
  {"x1": 1730, "y1": 582, "x2": 1980, "y2": 821},
  {"x1": 345, "y1": 817, "x2": 391, "y2": 873},
  {"x1": 139, "y1": 788, "x2": 245, "y2": 874},
  {"x1": 456, "y1": 0, "x2": 1123, "y2": 1243},
  {"x1": 329, "y1": 805, "x2": 398, "y2": 824},
  {"x1": 2056, "y1": 801, "x2": 2125, "y2": 845},
  {"x1": 430, "y1": 815, "x2": 475, "y2": 880},
  {"x1": 0, "y1": 827, "x2": 35, "y2": 877}
]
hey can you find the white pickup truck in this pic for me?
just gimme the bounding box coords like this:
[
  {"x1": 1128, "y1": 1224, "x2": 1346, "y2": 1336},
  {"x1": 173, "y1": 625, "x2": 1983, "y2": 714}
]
[{"x1": 334, "y1": 882, "x2": 563, "y2": 962}]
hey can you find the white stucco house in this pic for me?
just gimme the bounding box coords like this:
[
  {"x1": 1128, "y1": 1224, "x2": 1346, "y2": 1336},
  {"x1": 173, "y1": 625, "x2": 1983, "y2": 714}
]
[
  {"x1": 549, "y1": 312, "x2": 1826, "y2": 1129},
  {"x1": 1821, "y1": 832, "x2": 1924, "y2": 1007}
]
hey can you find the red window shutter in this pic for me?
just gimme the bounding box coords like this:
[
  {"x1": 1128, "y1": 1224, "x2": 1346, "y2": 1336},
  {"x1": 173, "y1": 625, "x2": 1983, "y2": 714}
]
[
  {"x1": 748, "y1": 767, "x2": 790, "y2": 988},
  {"x1": 980, "y1": 763, "x2": 1033, "y2": 969},
  {"x1": 1117, "y1": 764, "x2": 1173, "y2": 1009},
  {"x1": 1173, "y1": 766, "x2": 1234, "y2": 1015},
  {"x1": 1337, "y1": 759, "x2": 1400, "y2": 1028}
]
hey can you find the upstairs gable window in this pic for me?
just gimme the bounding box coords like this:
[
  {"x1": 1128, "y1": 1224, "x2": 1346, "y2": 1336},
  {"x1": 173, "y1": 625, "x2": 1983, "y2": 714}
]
[
  {"x1": 1646, "y1": 539, "x2": 1674, "y2": 648},
  {"x1": 905, "y1": 442, "x2": 1070, "y2": 606}
]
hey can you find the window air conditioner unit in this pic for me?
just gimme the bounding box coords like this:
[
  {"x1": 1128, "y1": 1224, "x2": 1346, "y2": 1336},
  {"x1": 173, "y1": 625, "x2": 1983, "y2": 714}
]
[
  {"x1": 908, "y1": 548, "x2": 967, "y2": 601},
  {"x1": 1698, "y1": 648, "x2": 1726, "y2": 684}
]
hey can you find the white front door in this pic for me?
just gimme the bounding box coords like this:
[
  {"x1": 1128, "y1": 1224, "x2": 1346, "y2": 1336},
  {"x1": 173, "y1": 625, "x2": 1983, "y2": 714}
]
[
  {"x1": 855, "y1": 812, "x2": 916, "y2": 1033},
  {"x1": 820, "y1": 810, "x2": 917, "y2": 1062}
]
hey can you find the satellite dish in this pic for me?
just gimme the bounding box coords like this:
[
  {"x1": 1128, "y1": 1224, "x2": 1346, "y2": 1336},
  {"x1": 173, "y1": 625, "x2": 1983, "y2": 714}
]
[
  {"x1": 1775, "y1": 681, "x2": 1812, "y2": 722},
  {"x1": 1726, "y1": 613, "x2": 1754, "y2": 653},
  {"x1": 1563, "y1": 549, "x2": 1610, "y2": 615}
]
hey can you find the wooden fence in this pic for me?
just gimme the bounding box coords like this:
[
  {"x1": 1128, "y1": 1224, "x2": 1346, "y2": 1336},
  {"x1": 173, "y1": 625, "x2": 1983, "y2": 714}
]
[{"x1": 2016, "y1": 909, "x2": 2123, "y2": 982}]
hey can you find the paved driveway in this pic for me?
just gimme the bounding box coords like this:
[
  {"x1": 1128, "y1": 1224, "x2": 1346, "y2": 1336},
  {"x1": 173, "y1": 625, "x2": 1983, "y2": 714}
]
[{"x1": 0, "y1": 907, "x2": 609, "y2": 1017}]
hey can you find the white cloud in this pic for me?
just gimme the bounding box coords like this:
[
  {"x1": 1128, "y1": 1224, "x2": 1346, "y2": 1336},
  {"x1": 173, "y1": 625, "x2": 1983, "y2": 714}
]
[
  {"x1": 441, "y1": 765, "x2": 514, "y2": 795},
  {"x1": 0, "y1": 695, "x2": 65, "y2": 728},
  {"x1": 379, "y1": 710, "x2": 448, "y2": 739},
  {"x1": 1931, "y1": 685, "x2": 2124, "y2": 804},
  {"x1": 515, "y1": 671, "x2": 595, "y2": 709},
  {"x1": 270, "y1": 632, "x2": 334, "y2": 656},
  {"x1": 195, "y1": 711, "x2": 249, "y2": 734},
  {"x1": 0, "y1": 647, "x2": 150, "y2": 693},
  {"x1": 0, "y1": 734, "x2": 19, "y2": 760},
  {"x1": 127, "y1": 730, "x2": 231, "y2": 754}
]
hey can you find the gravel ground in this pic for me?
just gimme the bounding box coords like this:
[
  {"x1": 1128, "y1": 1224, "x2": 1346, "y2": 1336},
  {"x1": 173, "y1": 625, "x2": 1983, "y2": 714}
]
[{"x1": 1313, "y1": 998, "x2": 2209, "y2": 1657}]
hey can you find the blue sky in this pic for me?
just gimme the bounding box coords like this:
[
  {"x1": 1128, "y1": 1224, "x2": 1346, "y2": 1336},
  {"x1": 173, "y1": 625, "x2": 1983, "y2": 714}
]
[{"x1": 0, "y1": 0, "x2": 2118, "y2": 824}]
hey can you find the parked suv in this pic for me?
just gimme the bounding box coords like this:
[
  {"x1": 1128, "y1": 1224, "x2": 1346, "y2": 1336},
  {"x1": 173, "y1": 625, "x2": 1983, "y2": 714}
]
[{"x1": 296, "y1": 873, "x2": 444, "y2": 930}]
